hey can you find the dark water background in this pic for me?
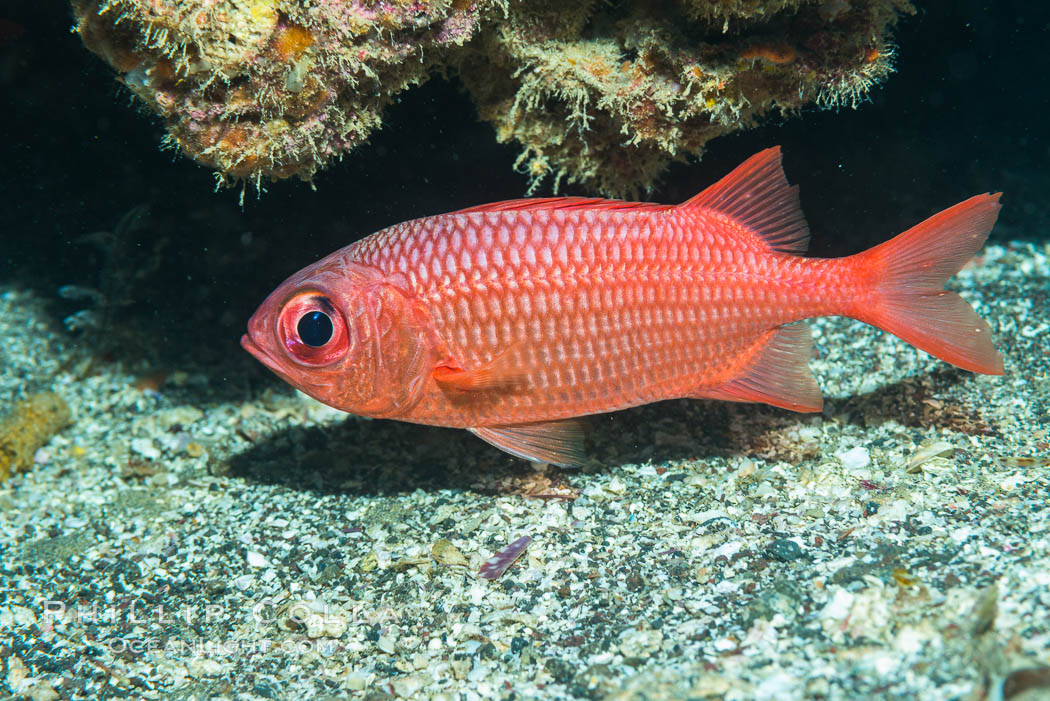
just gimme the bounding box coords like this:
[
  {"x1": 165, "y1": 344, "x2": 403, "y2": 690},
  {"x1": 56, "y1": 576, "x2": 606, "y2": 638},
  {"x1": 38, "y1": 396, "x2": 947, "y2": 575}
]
[{"x1": 1, "y1": 0, "x2": 1047, "y2": 372}]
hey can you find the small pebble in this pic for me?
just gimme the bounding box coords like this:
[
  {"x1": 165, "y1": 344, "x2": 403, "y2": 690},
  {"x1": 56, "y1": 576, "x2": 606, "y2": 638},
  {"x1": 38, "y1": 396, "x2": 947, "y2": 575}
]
[
  {"x1": 906, "y1": 441, "x2": 955, "y2": 472},
  {"x1": 130, "y1": 437, "x2": 160, "y2": 461},
  {"x1": 377, "y1": 635, "x2": 396, "y2": 654},
  {"x1": 836, "y1": 446, "x2": 871, "y2": 470},
  {"x1": 766, "y1": 539, "x2": 803, "y2": 562},
  {"x1": 432, "y1": 538, "x2": 469, "y2": 567}
]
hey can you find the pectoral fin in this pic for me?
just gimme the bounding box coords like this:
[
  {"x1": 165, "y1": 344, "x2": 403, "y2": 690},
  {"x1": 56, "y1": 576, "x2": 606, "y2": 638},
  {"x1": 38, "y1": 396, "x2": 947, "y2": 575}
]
[
  {"x1": 434, "y1": 344, "x2": 527, "y2": 392},
  {"x1": 469, "y1": 419, "x2": 586, "y2": 467}
]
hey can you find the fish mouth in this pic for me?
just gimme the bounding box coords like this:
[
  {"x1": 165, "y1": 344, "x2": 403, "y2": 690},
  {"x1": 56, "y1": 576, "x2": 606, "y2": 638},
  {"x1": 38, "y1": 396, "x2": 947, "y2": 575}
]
[{"x1": 240, "y1": 332, "x2": 286, "y2": 378}]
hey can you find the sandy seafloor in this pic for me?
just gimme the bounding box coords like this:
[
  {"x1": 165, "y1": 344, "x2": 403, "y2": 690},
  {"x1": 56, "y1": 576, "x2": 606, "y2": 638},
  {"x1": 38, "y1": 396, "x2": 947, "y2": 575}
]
[{"x1": 1, "y1": 240, "x2": 1048, "y2": 701}]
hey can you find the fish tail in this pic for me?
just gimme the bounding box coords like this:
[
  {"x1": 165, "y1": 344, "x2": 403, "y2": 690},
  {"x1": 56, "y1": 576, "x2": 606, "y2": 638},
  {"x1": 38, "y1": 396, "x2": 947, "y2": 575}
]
[{"x1": 851, "y1": 193, "x2": 1004, "y2": 374}]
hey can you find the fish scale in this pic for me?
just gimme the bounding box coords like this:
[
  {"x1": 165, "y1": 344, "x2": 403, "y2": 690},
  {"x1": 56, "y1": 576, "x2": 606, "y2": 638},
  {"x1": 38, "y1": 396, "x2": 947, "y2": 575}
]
[
  {"x1": 242, "y1": 147, "x2": 1004, "y2": 466},
  {"x1": 350, "y1": 208, "x2": 831, "y2": 427}
]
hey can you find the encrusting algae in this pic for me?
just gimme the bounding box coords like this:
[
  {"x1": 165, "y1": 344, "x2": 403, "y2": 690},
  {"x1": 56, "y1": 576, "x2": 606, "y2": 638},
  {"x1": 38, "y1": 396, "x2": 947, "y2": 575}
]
[
  {"x1": 0, "y1": 392, "x2": 73, "y2": 482},
  {"x1": 71, "y1": 0, "x2": 912, "y2": 197}
]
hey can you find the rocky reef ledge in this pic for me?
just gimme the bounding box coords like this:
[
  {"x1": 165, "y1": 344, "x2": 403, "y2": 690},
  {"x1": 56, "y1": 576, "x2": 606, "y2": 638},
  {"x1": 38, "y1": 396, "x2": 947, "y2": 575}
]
[{"x1": 73, "y1": 0, "x2": 912, "y2": 196}]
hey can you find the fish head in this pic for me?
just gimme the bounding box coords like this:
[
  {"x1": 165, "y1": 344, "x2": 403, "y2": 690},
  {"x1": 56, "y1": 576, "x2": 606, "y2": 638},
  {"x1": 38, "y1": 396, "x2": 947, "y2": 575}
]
[{"x1": 241, "y1": 251, "x2": 432, "y2": 417}]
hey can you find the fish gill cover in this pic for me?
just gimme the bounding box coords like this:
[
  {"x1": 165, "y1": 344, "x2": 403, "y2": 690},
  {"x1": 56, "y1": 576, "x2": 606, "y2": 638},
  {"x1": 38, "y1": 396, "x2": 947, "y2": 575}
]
[{"x1": 71, "y1": 0, "x2": 912, "y2": 197}]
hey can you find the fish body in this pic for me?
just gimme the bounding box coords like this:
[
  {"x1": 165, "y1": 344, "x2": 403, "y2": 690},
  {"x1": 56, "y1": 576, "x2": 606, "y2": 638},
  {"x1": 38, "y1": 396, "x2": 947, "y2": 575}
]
[{"x1": 242, "y1": 148, "x2": 1003, "y2": 465}]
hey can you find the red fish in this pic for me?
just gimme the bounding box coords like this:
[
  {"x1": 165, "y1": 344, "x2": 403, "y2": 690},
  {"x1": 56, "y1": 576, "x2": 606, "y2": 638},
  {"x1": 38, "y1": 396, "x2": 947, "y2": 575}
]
[{"x1": 242, "y1": 148, "x2": 1003, "y2": 465}]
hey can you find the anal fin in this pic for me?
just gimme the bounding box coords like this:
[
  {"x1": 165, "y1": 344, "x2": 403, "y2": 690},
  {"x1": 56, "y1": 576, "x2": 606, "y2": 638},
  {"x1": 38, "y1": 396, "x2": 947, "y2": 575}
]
[
  {"x1": 694, "y1": 323, "x2": 823, "y2": 412},
  {"x1": 470, "y1": 419, "x2": 586, "y2": 467}
]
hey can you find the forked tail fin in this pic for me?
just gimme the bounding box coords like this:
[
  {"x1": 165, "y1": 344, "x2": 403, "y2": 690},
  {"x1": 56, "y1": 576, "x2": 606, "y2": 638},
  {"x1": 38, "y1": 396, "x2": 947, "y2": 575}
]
[{"x1": 851, "y1": 193, "x2": 1005, "y2": 374}]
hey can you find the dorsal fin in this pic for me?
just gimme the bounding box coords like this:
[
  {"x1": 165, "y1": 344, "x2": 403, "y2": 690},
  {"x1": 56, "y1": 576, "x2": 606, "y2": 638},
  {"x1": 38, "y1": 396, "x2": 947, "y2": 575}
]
[
  {"x1": 453, "y1": 197, "x2": 671, "y2": 215},
  {"x1": 681, "y1": 147, "x2": 810, "y2": 254},
  {"x1": 694, "y1": 323, "x2": 823, "y2": 412}
]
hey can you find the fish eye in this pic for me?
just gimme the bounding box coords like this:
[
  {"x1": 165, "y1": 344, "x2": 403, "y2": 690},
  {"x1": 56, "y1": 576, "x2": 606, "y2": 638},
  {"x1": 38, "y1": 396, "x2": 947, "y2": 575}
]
[
  {"x1": 297, "y1": 310, "x2": 333, "y2": 347},
  {"x1": 278, "y1": 293, "x2": 349, "y2": 366}
]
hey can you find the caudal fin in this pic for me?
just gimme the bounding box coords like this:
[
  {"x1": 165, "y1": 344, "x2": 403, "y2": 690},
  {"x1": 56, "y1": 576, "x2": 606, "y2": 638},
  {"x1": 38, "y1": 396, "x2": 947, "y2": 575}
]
[{"x1": 853, "y1": 193, "x2": 1004, "y2": 375}]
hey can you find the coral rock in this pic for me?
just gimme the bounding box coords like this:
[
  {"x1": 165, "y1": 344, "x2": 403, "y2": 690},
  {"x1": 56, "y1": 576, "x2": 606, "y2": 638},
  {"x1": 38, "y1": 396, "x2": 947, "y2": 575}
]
[
  {"x1": 73, "y1": 0, "x2": 913, "y2": 196},
  {"x1": 0, "y1": 392, "x2": 73, "y2": 482}
]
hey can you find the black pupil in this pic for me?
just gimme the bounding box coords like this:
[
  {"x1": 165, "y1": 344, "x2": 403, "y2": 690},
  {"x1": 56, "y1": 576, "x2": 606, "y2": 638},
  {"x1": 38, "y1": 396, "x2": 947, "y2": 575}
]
[{"x1": 297, "y1": 311, "x2": 333, "y2": 347}]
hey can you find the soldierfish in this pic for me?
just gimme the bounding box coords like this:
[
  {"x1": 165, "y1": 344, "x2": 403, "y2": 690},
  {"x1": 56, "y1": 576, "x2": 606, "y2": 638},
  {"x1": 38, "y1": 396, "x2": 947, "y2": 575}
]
[{"x1": 241, "y1": 148, "x2": 1003, "y2": 466}]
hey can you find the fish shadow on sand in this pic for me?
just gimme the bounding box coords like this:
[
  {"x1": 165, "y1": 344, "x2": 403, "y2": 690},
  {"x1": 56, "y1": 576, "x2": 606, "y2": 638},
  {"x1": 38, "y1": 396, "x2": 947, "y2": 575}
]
[
  {"x1": 224, "y1": 396, "x2": 736, "y2": 496},
  {"x1": 225, "y1": 418, "x2": 537, "y2": 496},
  {"x1": 825, "y1": 367, "x2": 998, "y2": 436},
  {"x1": 225, "y1": 366, "x2": 988, "y2": 497}
]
